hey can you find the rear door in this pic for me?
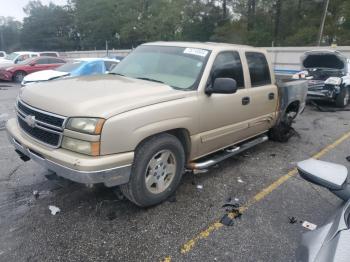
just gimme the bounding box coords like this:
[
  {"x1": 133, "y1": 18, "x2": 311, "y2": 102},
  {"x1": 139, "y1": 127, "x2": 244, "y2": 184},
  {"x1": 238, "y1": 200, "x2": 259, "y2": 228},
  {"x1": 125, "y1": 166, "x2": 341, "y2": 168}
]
[{"x1": 244, "y1": 52, "x2": 278, "y2": 135}]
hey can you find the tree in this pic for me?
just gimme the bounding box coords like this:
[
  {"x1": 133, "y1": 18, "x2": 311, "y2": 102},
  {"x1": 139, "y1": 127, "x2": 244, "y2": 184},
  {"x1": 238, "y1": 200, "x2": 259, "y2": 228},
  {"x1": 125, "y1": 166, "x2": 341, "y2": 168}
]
[
  {"x1": 21, "y1": 0, "x2": 79, "y2": 51},
  {"x1": 0, "y1": 17, "x2": 22, "y2": 52}
]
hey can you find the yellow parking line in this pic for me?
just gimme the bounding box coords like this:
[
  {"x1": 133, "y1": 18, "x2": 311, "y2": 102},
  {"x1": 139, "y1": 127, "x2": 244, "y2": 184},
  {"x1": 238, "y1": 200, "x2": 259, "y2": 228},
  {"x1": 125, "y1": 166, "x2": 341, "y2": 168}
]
[{"x1": 169, "y1": 130, "x2": 350, "y2": 258}]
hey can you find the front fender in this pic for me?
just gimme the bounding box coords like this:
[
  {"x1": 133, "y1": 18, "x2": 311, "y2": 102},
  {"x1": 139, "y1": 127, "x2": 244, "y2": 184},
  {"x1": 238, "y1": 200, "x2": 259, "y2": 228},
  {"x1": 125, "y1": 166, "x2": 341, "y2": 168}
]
[{"x1": 99, "y1": 96, "x2": 199, "y2": 155}]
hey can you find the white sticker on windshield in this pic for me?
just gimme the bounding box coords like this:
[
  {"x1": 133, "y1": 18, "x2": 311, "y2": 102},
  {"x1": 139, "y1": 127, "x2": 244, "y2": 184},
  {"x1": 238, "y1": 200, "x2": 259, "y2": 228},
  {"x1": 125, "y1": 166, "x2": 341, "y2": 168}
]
[{"x1": 184, "y1": 48, "x2": 208, "y2": 57}]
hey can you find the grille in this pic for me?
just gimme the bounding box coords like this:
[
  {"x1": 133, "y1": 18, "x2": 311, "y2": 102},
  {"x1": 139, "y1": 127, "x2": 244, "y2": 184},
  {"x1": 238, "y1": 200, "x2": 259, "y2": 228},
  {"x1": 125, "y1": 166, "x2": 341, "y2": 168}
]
[
  {"x1": 16, "y1": 100, "x2": 66, "y2": 147},
  {"x1": 17, "y1": 100, "x2": 64, "y2": 127},
  {"x1": 18, "y1": 117, "x2": 60, "y2": 146}
]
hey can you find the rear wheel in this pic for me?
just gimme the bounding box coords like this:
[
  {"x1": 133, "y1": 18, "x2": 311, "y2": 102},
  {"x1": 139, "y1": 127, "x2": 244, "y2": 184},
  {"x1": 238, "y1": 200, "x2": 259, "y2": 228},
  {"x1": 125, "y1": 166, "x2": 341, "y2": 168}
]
[
  {"x1": 335, "y1": 87, "x2": 350, "y2": 108},
  {"x1": 120, "y1": 133, "x2": 185, "y2": 207},
  {"x1": 269, "y1": 111, "x2": 296, "y2": 142},
  {"x1": 13, "y1": 71, "x2": 26, "y2": 83}
]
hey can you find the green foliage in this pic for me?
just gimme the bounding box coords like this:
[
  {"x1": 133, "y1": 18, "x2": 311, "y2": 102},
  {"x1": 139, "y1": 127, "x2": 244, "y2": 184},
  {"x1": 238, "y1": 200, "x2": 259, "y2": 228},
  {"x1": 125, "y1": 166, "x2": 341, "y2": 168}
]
[{"x1": 1, "y1": 0, "x2": 350, "y2": 51}]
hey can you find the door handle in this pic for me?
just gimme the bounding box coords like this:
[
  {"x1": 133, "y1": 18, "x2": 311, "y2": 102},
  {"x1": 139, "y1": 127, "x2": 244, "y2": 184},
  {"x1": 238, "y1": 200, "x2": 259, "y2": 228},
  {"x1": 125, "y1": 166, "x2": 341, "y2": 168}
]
[
  {"x1": 242, "y1": 96, "x2": 250, "y2": 105},
  {"x1": 268, "y1": 93, "x2": 275, "y2": 100}
]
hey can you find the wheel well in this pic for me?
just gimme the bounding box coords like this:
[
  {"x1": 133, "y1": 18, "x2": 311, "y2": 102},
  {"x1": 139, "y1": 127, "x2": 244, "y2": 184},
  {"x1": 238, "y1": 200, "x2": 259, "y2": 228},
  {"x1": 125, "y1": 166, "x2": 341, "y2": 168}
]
[
  {"x1": 12, "y1": 70, "x2": 26, "y2": 80},
  {"x1": 166, "y1": 129, "x2": 191, "y2": 162},
  {"x1": 136, "y1": 128, "x2": 191, "y2": 162},
  {"x1": 285, "y1": 101, "x2": 300, "y2": 115}
]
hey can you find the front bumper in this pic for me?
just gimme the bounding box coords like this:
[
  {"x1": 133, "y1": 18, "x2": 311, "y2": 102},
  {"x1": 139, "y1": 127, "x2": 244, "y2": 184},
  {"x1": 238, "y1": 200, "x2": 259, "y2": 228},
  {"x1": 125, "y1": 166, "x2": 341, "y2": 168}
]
[
  {"x1": 0, "y1": 70, "x2": 12, "y2": 81},
  {"x1": 6, "y1": 118, "x2": 134, "y2": 187}
]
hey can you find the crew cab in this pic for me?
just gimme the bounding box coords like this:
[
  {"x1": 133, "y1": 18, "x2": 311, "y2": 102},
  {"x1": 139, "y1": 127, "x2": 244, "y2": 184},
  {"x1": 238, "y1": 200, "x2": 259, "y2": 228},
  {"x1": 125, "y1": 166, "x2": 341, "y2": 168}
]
[
  {"x1": 6, "y1": 42, "x2": 307, "y2": 207},
  {"x1": 300, "y1": 50, "x2": 350, "y2": 107}
]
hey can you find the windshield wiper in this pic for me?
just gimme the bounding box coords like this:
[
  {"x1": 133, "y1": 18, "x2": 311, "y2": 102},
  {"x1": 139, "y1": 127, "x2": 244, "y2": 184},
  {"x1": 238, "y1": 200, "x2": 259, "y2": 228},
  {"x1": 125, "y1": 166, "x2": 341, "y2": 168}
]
[
  {"x1": 136, "y1": 77, "x2": 165, "y2": 84},
  {"x1": 109, "y1": 72, "x2": 125, "y2": 76}
]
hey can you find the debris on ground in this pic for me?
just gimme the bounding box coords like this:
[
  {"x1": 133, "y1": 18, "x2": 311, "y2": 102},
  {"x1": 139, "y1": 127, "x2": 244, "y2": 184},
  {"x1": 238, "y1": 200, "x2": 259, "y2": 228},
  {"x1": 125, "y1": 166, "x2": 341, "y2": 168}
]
[
  {"x1": 220, "y1": 198, "x2": 242, "y2": 226},
  {"x1": 346, "y1": 156, "x2": 350, "y2": 162},
  {"x1": 33, "y1": 190, "x2": 40, "y2": 199},
  {"x1": 196, "y1": 184, "x2": 203, "y2": 190},
  {"x1": 288, "y1": 216, "x2": 298, "y2": 224},
  {"x1": 48, "y1": 205, "x2": 61, "y2": 215},
  {"x1": 270, "y1": 153, "x2": 276, "y2": 157},
  {"x1": 0, "y1": 113, "x2": 9, "y2": 130},
  {"x1": 310, "y1": 100, "x2": 350, "y2": 112},
  {"x1": 220, "y1": 214, "x2": 235, "y2": 226},
  {"x1": 237, "y1": 177, "x2": 244, "y2": 183},
  {"x1": 302, "y1": 221, "x2": 317, "y2": 230},
  {"x1": 167, "y1": 193, "x2": 177, "y2": 203}
]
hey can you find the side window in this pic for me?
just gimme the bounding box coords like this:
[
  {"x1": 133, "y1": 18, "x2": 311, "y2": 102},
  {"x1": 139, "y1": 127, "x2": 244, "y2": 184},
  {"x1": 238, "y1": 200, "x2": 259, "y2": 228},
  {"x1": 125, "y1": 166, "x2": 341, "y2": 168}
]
[
  {"x1": 245, "y1": 52, "x2": 271, "y2": 87},
  {"x1": 36, "y1": 58, "x2": 49, "y2": 64},
  {"x1": 212, "y1": 51, "x2": 244, "y2": 88},
  {"x1": 47, "y1": 58, "x2": 65, "y2": 64}
]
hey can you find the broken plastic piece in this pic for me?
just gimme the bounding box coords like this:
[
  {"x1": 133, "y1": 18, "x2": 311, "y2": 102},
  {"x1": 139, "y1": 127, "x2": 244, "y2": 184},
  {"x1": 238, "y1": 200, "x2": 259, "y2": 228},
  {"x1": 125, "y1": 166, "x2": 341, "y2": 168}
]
[
  {"x1": 196, "y1": 185, "x2": 203, "y2": 190},
  {"x1": 237, "y1": 177, "x2": 244, "y2": 183},
  {"x1": 48, "y1": 205, "x2": 60, "y2": 215},
  {"x1": 220, "y1": 214, "x2": 234, "y2": 226},
  {"x1": 33, "y1": 190, "x2": 39, "y2": 199},
  {"x1": 288, "y1": 216, "x2": 298, "y2": 224},
  {"x1": 302, "y1": 221, "x2": 317, "y2": 230}
]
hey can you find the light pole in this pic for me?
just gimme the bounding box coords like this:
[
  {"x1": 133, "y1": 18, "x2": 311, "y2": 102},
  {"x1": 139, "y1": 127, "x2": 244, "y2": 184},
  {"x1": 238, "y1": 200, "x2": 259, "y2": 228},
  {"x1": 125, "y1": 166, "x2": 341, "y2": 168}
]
[{"x1": 317, "y1": 0, "x2": 330, "y2": 46}]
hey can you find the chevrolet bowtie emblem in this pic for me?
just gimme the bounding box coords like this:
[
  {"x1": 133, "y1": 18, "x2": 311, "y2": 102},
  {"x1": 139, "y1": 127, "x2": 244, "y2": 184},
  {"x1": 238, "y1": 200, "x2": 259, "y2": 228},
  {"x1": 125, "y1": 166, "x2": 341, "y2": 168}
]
[{"x1": 25, "y1": 115, "x2": 36, "y2": 128}]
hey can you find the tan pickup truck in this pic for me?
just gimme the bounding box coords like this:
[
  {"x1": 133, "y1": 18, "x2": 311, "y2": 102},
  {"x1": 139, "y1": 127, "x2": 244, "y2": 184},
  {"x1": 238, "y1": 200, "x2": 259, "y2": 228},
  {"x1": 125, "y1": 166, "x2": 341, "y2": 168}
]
[{"x1": 6, "y1": 42, "x2": 307, "y2": 206}]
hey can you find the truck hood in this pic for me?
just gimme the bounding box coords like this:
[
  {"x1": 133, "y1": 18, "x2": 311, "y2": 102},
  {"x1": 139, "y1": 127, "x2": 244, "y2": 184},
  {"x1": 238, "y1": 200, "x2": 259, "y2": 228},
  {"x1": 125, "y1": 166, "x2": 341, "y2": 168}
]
[
  {"x1": 20, "y1": 74, "x2": 189, "y2": 118},
  {"x1": 23, "y1": 70, "x2": 69, "y2": 83}
]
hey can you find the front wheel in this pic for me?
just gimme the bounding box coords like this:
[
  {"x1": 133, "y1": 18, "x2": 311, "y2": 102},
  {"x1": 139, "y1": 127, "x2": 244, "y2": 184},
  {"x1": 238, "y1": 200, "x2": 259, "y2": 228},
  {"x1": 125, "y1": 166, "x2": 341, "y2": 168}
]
[
  {"x1": 13, "y1": 71, "x2": 27, "y2": 83},
  {"x1": 120, "y1": 133, "x2": 185, "y2": 207},
  {"x1": 335, "y1": 87, "x2": 350, "y2": 108}
]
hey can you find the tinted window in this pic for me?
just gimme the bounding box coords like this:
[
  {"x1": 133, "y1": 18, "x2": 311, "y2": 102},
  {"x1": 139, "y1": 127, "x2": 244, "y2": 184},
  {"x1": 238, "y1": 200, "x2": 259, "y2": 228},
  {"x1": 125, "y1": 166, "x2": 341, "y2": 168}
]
[
  {"x1": 36, "y1": 58, "x2": 49, "y2": 64},
  {"x1": 245, "y1": 52, "x2": 271, "y2": 87},
  {"x1": 40, "y1": 52, "x2": 58, "y2": 57},
  {"x1": 212, "y1": 51, "x2": 244, "y2": 88},
  {"x1": 47, "y1": 58, "x2": 65, "y2": 64}
]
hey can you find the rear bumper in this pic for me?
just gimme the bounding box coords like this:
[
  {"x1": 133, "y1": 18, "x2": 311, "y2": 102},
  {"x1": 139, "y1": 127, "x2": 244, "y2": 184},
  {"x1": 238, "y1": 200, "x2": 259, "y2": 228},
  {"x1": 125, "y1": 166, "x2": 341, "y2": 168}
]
[{"x1": 6, "y1": 118, "x2": 134, "y2": 187}]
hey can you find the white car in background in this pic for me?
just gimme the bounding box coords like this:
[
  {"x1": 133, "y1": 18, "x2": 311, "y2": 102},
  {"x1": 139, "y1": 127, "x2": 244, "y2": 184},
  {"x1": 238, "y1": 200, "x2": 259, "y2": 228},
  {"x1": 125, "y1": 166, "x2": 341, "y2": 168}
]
[
  {"x1": 0, "y1": 51, "x2": 39, "y2": 67},
  {"x1": 22, "y1": 58, "x2": 119, "y2": 86}
]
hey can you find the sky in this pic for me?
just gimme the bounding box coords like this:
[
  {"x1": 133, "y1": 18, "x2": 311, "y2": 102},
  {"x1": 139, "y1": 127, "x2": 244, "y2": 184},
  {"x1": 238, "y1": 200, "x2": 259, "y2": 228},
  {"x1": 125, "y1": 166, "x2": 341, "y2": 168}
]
[{"x1": 0, "y1": 0, "x2": 67, "y2": 21}]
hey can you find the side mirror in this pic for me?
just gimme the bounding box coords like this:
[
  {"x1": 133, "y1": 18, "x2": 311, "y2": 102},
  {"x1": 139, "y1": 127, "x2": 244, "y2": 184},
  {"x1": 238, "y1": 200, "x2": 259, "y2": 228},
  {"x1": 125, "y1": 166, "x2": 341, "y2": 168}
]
[
  {"x1": 206, "y1": 78, "x2": 238, "y2": 95},
  {"x1": 298, "y1": 159, "x2": 350, "y2": 201}
]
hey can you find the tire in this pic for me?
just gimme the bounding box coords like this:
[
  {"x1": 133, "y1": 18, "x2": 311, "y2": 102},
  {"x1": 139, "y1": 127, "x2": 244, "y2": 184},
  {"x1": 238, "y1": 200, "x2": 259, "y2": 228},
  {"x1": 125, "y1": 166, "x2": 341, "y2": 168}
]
[
  {"x1": 269, "y1": 111, "x2": 295, "y2": 143},
  {"x1": 13, "y1": 71, "x2": 26, "y2": 83},
  {"x1": 335, "y1": 87, "x2": 350, "y2": 108},
  {"x1": 120, "y1": 133, "x2": 185, "y2": 207}
]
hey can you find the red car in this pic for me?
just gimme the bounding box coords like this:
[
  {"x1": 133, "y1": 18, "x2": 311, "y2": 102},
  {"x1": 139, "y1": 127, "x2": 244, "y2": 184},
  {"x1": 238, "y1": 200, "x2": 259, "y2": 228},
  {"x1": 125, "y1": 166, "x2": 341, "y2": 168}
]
[{"x1": 0, "y1": 56, "x2": 66, "y2": 83}]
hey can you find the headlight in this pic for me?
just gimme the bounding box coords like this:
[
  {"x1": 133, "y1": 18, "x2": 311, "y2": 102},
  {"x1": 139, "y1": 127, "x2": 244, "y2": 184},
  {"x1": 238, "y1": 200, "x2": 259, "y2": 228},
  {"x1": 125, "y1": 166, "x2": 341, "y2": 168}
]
[
  {"x1": 66, "y1": 118, "x2": 105, "y2": 134},
  {"x1": 62, "y1": 137, "x2": 100, "y2": 156},
  {"x1": 325, "y1": 77, "x2": 342, "y2": 86}
]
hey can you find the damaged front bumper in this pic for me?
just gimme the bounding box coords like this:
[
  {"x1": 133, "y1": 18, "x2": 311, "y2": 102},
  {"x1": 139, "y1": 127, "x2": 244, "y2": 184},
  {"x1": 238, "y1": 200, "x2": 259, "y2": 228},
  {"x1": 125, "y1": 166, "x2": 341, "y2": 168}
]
[
  {"x1": 307, "y1": 84, "x2": 339, "y2": 101},
  {"x1": 6, "y1": 118, "x2": 134, "y2": 187}
]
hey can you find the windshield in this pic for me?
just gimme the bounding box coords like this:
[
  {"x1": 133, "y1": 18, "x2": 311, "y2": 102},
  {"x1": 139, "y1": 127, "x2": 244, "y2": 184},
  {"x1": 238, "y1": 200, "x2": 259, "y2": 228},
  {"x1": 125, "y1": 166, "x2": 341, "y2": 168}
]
[
  {"x1": 5, "y1": 52, "x2": 19, "y2": 61},
  {"x1": 56, "y1": 61, "x2": 83, "y2": 72},
  {"x1": 111, "y1": 45, "x2": 210, "y2": 90}
]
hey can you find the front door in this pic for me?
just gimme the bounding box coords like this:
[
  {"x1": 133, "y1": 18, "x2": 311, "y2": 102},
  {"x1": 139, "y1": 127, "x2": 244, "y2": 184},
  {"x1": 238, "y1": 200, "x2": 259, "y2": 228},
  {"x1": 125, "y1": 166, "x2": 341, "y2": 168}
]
[{"x1": 198, "y1": 51, "x2": 252, "y2": 157}]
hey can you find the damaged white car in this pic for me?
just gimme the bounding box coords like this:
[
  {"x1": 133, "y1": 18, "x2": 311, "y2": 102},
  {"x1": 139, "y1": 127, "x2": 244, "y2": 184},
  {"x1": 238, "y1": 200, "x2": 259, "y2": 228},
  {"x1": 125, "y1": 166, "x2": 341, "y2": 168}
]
[{"x1": 300, "y1": 50, "x2": 350, "y2": 108}]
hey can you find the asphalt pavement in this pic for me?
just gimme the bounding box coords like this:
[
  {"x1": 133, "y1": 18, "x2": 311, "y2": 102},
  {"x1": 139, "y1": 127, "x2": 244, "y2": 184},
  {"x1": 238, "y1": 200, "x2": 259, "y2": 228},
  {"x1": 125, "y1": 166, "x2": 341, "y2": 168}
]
[{"x1": 0, "y1": 81, "x2": 350, "y2": 262}]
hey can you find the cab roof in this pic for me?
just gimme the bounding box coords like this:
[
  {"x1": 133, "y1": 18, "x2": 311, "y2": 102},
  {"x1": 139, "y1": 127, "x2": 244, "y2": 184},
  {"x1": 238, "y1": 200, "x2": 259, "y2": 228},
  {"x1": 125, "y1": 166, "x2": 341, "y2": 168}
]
[{"x1": 143, "y1": 41, "x2": 261, "y2": 52}]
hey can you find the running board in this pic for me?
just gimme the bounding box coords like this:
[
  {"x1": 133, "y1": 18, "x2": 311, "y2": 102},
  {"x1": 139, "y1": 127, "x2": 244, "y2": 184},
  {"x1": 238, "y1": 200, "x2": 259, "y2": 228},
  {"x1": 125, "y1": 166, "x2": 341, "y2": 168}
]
[{"x1": 187, "y1": 135, "x2": 269, "y2": 170}]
